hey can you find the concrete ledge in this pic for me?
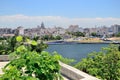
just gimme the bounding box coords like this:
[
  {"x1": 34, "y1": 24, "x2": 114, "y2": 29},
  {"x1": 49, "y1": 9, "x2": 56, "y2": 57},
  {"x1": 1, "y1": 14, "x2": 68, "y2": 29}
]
[
  {"x1": 0, "y1": 62, "x2": 9, "y2": 74},
  {"x1": 0, "y1": 55, "x2": 9, "y2": 61},
  {"x1": 59, "y1": 62, "x2": 100, "y2": 80}
]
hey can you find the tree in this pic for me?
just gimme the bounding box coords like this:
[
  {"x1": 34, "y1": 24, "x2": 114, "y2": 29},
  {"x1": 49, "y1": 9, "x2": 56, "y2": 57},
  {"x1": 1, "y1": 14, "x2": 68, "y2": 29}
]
[
  {"x1": 30, "y1": 41, "x2": 48, "y2": 53},
  {"x1": 41, "y1": 35, "x2": 62, "y2": 40},
  {"x1": 68, "y1": 31, "x2": 85, "y2": 37},
  {"x1": 75, "y1": 44, "x2": 120, "y2": 80},
  {"x1": 91, "y1": 32, "x2": 97, "y2": 37},
  {"x1": 0, "y1": 36, "x2": 48, "y2": 55},
  {"x1": 55, "y1": 35, "x2": 62, "y2": 40},
  {"x1": 41, "y1": 35, "x2": 49, "y2": 41},
  {"x1": 116, "y1": 32, "x2": 120, "y2": 37},
  {"x1": 0, "y1": 36, "x2": 17, "y2": 55}
]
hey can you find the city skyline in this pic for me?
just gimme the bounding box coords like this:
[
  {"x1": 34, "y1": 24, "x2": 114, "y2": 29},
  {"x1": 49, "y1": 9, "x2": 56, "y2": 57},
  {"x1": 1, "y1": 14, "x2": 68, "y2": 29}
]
[{"x1": 0, "y1": 0, "x2": 120, "y2": 28}]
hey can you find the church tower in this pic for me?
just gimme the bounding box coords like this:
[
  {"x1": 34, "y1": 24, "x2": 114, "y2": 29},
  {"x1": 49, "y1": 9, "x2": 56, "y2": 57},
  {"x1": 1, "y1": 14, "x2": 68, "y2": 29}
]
[{"x1": 41, "y1": 22, "x2": 45, "y2": 29}]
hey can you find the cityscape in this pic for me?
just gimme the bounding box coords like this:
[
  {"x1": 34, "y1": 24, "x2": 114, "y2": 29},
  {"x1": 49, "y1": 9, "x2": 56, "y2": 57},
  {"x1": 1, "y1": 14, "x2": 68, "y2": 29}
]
[
  {"x1": 0, "y1": 0, "x2": 120, "y2": 80},
  {"x1": 0, "y1": 22, "x2": 120, "y2": 41}
]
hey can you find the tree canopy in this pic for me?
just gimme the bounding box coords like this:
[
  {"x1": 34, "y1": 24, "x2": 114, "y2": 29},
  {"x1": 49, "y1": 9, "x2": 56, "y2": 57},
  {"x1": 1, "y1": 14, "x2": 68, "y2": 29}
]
[{"x1": 67, "y1": 31, "x2": 85, "y2": 37}]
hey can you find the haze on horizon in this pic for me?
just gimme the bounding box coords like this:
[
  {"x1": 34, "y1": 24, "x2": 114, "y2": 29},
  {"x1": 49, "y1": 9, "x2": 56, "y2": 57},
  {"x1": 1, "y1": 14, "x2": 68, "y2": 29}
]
[{"x1": 0, "y1": 0, "x2": 120, "y2": 28}]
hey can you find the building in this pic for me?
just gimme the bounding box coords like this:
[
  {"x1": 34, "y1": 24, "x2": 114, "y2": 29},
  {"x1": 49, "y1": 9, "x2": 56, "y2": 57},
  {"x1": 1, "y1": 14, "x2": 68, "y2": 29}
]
[
  {"x1": 0, "y1": 28, "x2": 13, "y2": 35},
  {"x1": 51, "y1": 27, "x2": 66, "y2": 36},
  {"x1": 67, "y1": 25, "x2": 79, "y2": 32},
  {"x1": 89, "y1": 26, "x2": 110, "y2": 37},
  {"x1": 15, "y1": 26, "x2": 24, "y2": 36},
  {"x1": 41, "y1": 22, "x2": 45, "y2": 29},
  {"x1": 96, "y1": 26, "x2": 109, "y2": 37},
  {"x1": 84, "y1": 28, "x2": 90, "y2": 37},
  {"x1": 111, "y1": 24, "x2": 120, "y2": 34},
  {"x1": 0, "y1": 28, "x2": 14, "y2": 37}
]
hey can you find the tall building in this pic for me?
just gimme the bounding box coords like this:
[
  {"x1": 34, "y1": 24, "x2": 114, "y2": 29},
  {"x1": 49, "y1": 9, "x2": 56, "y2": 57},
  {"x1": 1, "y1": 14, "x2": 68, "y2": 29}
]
[
  {"x1": 111, "y1": 24, "x2": 120, "y2": 34},
  {"x1": 41, "y1": 22, "x2": 45, "y2": 29},
  {"x1": 0, "y1": 28, "x2": 13, "y2": 35}
]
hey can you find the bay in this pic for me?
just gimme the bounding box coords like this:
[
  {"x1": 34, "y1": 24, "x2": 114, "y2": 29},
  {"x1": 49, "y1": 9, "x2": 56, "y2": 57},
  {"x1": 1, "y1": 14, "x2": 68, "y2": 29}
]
[{"x1": 46, "y1": 43, "x2": 109, "y2": 62}]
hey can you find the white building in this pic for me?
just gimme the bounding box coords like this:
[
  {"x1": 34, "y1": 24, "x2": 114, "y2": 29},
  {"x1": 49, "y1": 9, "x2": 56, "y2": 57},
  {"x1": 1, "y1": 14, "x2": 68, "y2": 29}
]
[
  {"x1": 111, "y1": 24, "x2": 120, "y2": 34},
  {"x1": 16, "y1": 26, "x2": 24, "y2": 35}
]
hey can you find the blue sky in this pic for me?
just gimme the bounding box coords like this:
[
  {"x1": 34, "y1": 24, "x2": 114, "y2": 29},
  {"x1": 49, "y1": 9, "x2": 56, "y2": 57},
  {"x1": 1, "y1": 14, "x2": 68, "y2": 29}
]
[{"x1": 0, "y1": 0, "x2": 120, "y2": 28}]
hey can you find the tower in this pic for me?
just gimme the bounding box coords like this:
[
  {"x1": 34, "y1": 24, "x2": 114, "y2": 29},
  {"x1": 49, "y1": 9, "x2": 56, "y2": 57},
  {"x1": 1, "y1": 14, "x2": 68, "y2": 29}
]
[{"x1": 41, "y1": 22, "x2": 45, "y2": 29}]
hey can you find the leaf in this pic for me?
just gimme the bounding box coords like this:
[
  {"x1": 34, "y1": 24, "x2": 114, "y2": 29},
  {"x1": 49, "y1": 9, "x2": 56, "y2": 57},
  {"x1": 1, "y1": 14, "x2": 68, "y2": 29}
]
[
  {"x1": 31, "y1": 40, "x2": 37, "y2": 46},
  {"x1": 26, "y1": 38, "x2": 30, "y2": 43},
  {"x1": 48, "y1": 65, "x2": 54, "y2": 70},
  {"x1": 17, "y1": 45, "x2": 26, "y2": 52},
  {"x1": 16, "y1": 36, "x2": 23, "y2": 42}
]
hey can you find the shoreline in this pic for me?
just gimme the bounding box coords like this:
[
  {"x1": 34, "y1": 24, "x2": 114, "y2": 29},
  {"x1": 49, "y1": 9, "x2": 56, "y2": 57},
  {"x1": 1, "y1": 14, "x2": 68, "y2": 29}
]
[
  {"x1": 44, "y1": 37, "x2": 120, "y2": 44},
  {"x1": 46, "y1": 40, "x2": 120, "y2": 45}
]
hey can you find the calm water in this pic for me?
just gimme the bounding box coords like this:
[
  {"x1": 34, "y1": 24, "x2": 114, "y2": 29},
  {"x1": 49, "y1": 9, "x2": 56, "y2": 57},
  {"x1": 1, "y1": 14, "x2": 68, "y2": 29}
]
[{"x1": 46, "y1": 43, "x2": 109, "y2": 62}]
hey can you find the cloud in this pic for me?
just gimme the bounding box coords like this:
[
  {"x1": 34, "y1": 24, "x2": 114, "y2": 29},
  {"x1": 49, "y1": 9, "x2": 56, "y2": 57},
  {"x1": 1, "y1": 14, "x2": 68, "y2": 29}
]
[{"x1": 0, "y1": 14, "x2": 120, "y2": 28}]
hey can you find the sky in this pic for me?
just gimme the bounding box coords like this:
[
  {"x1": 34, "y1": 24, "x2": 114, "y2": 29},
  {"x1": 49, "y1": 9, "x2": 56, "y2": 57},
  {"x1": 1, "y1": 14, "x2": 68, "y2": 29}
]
[{"x1": 0, "y1": 0, "x2": 120, "y2": 28}]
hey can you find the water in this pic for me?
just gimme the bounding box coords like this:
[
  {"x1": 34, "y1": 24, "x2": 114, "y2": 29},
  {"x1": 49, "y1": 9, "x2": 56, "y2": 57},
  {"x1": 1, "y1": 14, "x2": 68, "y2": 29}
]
[{"x1": 46, "y1": 43, "x2": 109, "y2": 62}]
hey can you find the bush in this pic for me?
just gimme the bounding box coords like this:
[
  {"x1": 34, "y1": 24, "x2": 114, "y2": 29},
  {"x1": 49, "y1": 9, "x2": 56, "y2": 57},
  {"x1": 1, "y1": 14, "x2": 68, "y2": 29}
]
[
  {"x1": 0, "y1": 36, "x2": 63, "y2": 80},
  {"x1": 75, "y1": 44, "x2": 120, "y2": 80}
]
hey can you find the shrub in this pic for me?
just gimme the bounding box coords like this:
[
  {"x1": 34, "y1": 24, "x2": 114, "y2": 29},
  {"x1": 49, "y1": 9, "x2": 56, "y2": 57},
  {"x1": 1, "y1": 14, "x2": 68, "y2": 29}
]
[
  {"x1": 75, "y1": 44, "x2": 120, "y2": 80},
  {"x1": 0, "y1": 36, "x2": 63, "y2": 80}
]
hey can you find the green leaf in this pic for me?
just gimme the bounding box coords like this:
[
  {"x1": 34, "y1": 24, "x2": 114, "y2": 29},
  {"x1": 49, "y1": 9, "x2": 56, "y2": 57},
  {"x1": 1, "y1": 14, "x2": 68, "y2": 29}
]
[
  {"x1": 17, "y1": 45, "x2": 26, "y2": 52},
  {"x1": 16, "y1": 36, "x2": 23, "y2": 42},
  {"x1": 31, "y1": 40, "x2": 37, "y2": 46},
  {"x1": 26, "y1": 38, "x2": 30, "y2": 43}
]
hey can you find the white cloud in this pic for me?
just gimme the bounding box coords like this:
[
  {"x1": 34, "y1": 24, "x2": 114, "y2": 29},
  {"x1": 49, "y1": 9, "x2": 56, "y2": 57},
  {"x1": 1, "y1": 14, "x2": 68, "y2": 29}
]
[{"x1": 0, "y1": 14, "x2": 120, "y2": 28}]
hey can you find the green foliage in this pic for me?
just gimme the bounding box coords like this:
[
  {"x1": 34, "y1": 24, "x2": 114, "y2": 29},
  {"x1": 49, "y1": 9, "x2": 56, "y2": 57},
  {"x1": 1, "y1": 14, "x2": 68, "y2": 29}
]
[
  {"x1": 67, "y1": 31, "x2": 85, "y2": 37},
  {"x1": 29, "y1": 41, "x2": 48, "y2": 53},
  {"x1": 1, "y1": 50, "x2": 62, "y2": 80},
  {"x1": 16, "y1": 36, "x2": 23, "y2": 42},
  {"x1": 51, "y1": 51, "x2": 75, "y2": 65},
  {"x1": 0, "y1": 36, "x2": 18, "y2": 55},
  {"x1": 0, "y1": 36, "x2": 48, "y2": 55},
  {"x1": 8, "y1": 36, "x2": 18, "y2": 52},
  {"x1": 90, "y1": 32, "x2": 97, "y2": 37},
  {"x1": 75, "y1": 44, "x2": 120, "y2": 80},
  {"x1": 0, "y1": 36, "x2": 63, "y2": 80},
  {"x1": 31, "y1": 40, "x2": 38, "y2": 46},
  {"x1": 41, "y1": 35, "x2": 62, "y2": 41},
  {"x1": 0, "y1": 37, "x2": 6, "y2": 40},
  {"x1": 0, "y1": 36, "x2": 20, "y2": 55},
  {"x1": 55, "y1": 35, "x2": 62, "y2": 40},
  {"x1": 0, "y1": 40, "x2": 9, "y2": 55},
  {"x1": 60, "y1": 57, "x2": 75, "y2": 65},
  {"x1": 116, "y1": 32, "x2": 120, "y2": 37},
  {"x1": 41, "y1": 35, "x2": 49, "y2": 41},
  {"x1": 33, "y1": 36, "x2": 39, "y2": 41}
]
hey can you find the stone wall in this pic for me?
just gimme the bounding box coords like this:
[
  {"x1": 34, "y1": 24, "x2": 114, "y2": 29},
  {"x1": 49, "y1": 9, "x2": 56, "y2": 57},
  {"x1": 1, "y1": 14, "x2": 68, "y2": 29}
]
[
  {"x1": 0, "y1": 55, "x2": 9, "y2": 61},
  {"x1": 59, "y1": 62, "x2": 100, "y2": 80}
]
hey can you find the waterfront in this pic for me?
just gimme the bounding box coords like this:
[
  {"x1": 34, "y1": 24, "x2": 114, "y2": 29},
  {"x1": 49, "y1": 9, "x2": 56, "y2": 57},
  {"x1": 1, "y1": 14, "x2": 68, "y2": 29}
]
[{"x1": 46, "y1": 43, "x2": 109, "y2": 62}]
